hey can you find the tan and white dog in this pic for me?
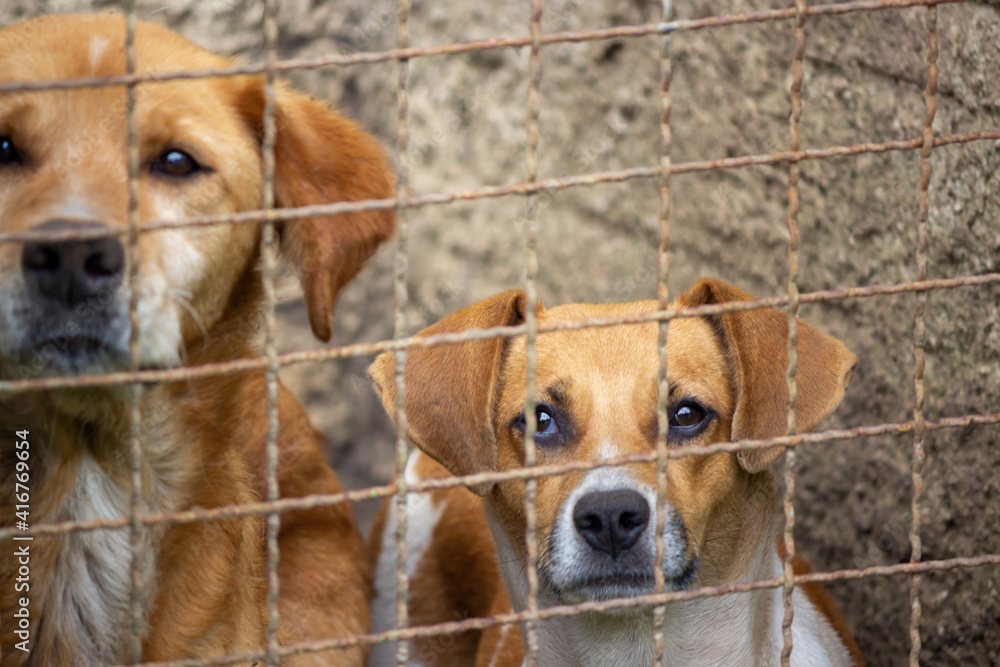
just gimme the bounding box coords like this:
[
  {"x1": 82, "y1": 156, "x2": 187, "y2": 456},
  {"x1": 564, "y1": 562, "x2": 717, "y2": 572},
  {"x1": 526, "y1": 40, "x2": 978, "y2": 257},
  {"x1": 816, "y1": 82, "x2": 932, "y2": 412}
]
[
  {"x1": 368, "y1": 279, "x2": 865, "y2": 666},
  {"x1": 0, "y1": 15, "x2": 394, "y2": 666}
]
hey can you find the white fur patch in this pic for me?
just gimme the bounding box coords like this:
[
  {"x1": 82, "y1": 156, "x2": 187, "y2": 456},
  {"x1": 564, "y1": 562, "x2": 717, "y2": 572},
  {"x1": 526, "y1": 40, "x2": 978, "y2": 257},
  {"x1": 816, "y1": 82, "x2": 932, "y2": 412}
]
[
  {"x1": 0, "y1": 279, "x2": 28, "y2": 363},
  {"x1": 88, "y1": 36, "x2": 109, "y2": 72},
  {"x1": 47, "y1": 453, "x2": 159, "y2": 664},
  {"x1": 596, "y1": 438, "x2": 618, "y2": 460},
  {"x1": 369, "y1": 451, "x2": 446, "y2": 667},
  {"x1": 138, "y1": 198, "x2": 208, "y2": 368}
]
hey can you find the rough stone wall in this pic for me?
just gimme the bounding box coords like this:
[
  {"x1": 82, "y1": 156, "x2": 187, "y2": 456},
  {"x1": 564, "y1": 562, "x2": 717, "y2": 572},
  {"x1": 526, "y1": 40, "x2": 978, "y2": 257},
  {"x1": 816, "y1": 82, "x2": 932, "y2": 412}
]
[{"x1": 3, "y1": 1, "x2": 998, "y2": 664}]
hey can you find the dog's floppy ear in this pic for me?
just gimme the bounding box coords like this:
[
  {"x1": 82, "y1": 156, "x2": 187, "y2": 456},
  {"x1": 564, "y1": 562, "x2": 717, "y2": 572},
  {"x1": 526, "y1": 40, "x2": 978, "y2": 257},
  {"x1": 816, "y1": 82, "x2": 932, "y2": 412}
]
[
  {"x1": 369, "y1": 291, "x2": 528, "y2": 496},
  {"x1": 239, "y1": 79, "x2": 396, "y2": 342},
  {"x1": 679, "y1": 279, "x2": 857, "y2": 474}
]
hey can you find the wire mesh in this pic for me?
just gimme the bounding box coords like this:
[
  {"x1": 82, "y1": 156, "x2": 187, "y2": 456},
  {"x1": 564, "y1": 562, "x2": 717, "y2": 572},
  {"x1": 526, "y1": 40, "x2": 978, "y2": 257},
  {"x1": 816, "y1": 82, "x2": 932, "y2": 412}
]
[
  {"x1": 391, "y1": 0, "x2": 413, "y2": 665},
  {"x1": 651, "y1": 0, "x2": 674, "y2": 662},
  {"x1": 0, "y1": 1, "x2": 997, "y2": 665},
  {"x1": 779, "y1": 0, "x2": 808, "y2": 662},
  {"x1": 260, "y1": 1, "x2": 283, "y2": 665},
  {"x1": 521, "y1": 0, "x2": 545, "y2": 664},
  {"x1": 123, "y1": 1, "x2": 144, "y2": 662},
  {"x1": 907, "y1": 5, "x2": 939, "y2": 665}
]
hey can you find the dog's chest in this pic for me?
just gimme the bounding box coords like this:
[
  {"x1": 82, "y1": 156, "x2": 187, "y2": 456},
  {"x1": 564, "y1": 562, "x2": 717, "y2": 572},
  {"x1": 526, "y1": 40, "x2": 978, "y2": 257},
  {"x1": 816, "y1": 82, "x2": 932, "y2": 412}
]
[
  {"x1": 39, "y1": 416, "x2": 189, "y2": 664},
  {"x1": 47, "y1": 455, "x2": 158, "y2": 662}
]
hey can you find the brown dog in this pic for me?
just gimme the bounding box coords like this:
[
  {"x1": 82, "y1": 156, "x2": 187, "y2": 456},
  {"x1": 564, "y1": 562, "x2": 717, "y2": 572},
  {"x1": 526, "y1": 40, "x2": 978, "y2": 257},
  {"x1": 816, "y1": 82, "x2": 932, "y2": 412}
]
[
  {"x1": 0, "y1": 15, "x2": 393, "y2": 666},
  {"x1": 368, "y1": 279, "x2": 864, "y2": 666}
]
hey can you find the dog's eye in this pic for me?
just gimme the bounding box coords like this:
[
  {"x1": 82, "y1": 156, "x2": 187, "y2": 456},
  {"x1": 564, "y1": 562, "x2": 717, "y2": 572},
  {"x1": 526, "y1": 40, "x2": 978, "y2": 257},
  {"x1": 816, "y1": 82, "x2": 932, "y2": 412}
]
[
  {"x1": 668, "y1": 399, "x2": 712, "y2": 440},
  {"x1": 512, "y1": 404, "x2": 564, "y2": 446},
  {"x1": 672, "y1": 404, "x2": 704, "y2": 428},
  {"x1": 537, "y1": 407, "x2": 559, "y2": 436},
  {"x1": 153, "y1": 149, "x2": 200, "y2": 177},
  {"x1": 0, "y1": 136, "x2": 21, "y2": 165}
]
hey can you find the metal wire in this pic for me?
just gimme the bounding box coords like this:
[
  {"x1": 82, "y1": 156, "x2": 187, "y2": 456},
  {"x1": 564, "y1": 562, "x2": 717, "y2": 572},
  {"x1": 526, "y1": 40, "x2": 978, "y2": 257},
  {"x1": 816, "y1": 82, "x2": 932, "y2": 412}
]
[
  {"x1": 779, "y1": 0, "x2": 808, "y2": 661},
  {"x1": 3, "y1": 273, "x2": 997, "y2": 396},
  {"x1": 0, "y1": 0, "x2": 972, "y2": 98},
  {"x1": 7, "y1": 412, "x2": 997, "y2": 543},
  {"x1": 908, "y1": 5, "x2": 939, "y2": 665},
  {"x1": 124, "y1": 553, "x2": 1000, "y2": 667},
  {"x1": 391, "y1": 0, "x2": 413, "y2": 664},
  {"x1": 0, "y1": 127, "x2": 996, "y2": 246},
  {"x1": 259, "y1": 1, "x2": 283, "y2": 664},
  {"x1": 0, "y1": 1, "x2": 996, "y2": 665},
  {"x1": 521, "y1": 0, "x2": 544, "y2": 662},
  {"x1": 123, "y1": 2, "x2": 144, "y2": 663},
  {"x1": 652, "y1": 0, "x2": 673, "y2": 661}
]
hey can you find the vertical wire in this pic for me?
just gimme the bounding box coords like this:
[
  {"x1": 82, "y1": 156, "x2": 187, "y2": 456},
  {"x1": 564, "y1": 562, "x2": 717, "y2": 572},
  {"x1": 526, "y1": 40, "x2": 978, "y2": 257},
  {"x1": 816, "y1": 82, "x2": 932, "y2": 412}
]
[
  {"x1": 780, "y1": 0, "x2": 808, "y2": 664},
  {"x1": 392, "y1": 0, "x2": 413, "y2": 665},
  {"x1": 123, "y1": 2, "x2": 144, "y2": 663},
  {"x1": 651, "y1": 1, "x2": 673, "y2": 665},
  {"x1": 909, "y1": 5, "x2": 937, "y2": 665},
  {"x1": 261, "y1": 1, "x2": 282, "y2": 664},
  {"x1": 523, "y1": 0, "x2": 544, "y2": 664}
]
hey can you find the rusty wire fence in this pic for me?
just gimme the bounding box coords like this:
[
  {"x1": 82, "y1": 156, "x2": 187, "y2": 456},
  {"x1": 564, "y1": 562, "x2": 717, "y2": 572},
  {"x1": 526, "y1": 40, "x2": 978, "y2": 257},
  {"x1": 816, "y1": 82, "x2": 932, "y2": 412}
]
[{"x1": 0, "y1": 0, "x2": 999, "y2": 665}]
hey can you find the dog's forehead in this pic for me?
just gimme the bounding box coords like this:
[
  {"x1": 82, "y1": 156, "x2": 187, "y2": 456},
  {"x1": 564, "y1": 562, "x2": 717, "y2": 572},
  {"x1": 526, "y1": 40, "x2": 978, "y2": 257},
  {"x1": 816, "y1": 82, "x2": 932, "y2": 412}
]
[
  {"x1": 0, "y1": 16, "x2": 243, "y2": 146},
  {"x1": 502, "y1": 303, "x2": 732, "y2": 409},
  {"x1": 0, "y1": 15, "x2": 228, "y2": 81}
]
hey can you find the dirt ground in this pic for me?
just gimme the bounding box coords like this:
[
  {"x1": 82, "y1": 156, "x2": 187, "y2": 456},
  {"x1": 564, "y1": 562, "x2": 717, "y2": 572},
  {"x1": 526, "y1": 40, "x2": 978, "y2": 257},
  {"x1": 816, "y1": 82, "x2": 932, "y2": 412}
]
[{"x1": 3, "y1": 1, "x2": 998, "y2": 664}]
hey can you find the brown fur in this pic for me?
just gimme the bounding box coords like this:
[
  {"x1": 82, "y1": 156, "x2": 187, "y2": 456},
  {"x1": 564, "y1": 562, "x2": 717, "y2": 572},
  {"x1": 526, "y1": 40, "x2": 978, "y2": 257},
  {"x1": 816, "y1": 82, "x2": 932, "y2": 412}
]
[
  {"x1": 370, "y1": 279, "x2": 862, "y2": 665},
  {"x1": 368, "y1": 454, "x2": 502, "y2": 665},
  {"x1": 0, "y1": 15, "x2": 393, "y2": 666}
]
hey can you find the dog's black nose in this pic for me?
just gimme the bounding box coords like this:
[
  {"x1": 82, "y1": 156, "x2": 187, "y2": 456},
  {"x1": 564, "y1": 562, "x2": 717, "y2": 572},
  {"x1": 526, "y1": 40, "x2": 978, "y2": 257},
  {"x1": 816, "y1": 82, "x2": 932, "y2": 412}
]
[
  {"x1": 22, "y1": 221, "x2": 124, "y2": 306},
  {"x1": 573, "y1": 489, "x2": 650, "y2": 558}
]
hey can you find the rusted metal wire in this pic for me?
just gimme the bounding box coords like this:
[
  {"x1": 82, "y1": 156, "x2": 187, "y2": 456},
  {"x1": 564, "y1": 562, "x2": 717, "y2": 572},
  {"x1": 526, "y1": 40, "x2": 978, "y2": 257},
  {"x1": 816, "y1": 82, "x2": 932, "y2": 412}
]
[
  {"x1": 0, "y1": 0, "x2": 973, "y2": 97},
  {"x1": 909, "y1": 5, "x2": 939, "y2": 665},
  {"x1": 260, "y1": 1, "x2": 283, "y2": 665},
  {"x1": 3, "y1": 274, "x2": 997, "y2": 395},
  {"x1": 6, "y1": 412, "x2": 998, "y2": 543},
  {"x1": 780, "y1": 0, "x2": 808, "y2": 661},
  {"x1": 2, "y1": 128, "x2": 998, "y2": 246},
  {"x1": 123, "y1": 2, "x2": 144, "y2": 663},
  {"x1": 652, "y1": 0, "x2": 674, "y2": 660},
  {"x1": 521, "y1": 1, "x2": 544, "y2": 663},
  {"x1": 122, "y1": 553, "x2": 1000, "y2": 667},
  {"x1": 391, "y1": 1, "x2": 413, "y2": 664}
]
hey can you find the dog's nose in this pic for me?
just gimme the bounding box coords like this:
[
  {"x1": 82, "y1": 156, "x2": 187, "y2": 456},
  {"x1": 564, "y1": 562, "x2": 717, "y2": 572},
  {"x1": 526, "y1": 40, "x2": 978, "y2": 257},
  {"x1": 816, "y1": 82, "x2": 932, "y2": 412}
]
[
  {"x1": 573, "y1": 489, "x2": 650, "y2": 558},
  {"x1": 21, "y1": 221, "x2": 124, "y2": 306}
]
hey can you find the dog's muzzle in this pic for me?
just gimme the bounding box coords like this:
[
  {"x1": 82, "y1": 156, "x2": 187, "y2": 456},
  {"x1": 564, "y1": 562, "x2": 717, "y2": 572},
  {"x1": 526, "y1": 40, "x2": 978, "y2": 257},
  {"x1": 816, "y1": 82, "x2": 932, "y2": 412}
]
[
  {"x1": 546, "y1": 484, "x2": 696, "y2": 604},
  {"x1": 13, "y1": 219, "x2": 129, "y2": 373}
]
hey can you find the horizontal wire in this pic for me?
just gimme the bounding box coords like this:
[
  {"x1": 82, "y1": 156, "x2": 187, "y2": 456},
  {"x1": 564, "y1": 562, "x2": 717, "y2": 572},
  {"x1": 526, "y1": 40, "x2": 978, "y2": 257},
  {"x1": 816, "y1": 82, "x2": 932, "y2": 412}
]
[
  {"x1": 2, "y1": 410, "x2": 996, "y2": 541},
  {"x1": 2, "y1": 272, "x2": 997, "y2": 394},
  {"x1": 0, "y1": 0, "x2": 970, "y2": 96},
  {"x1": 121, "y1": 552, "x2": 1000, "y2": 667},
  {"x1": 2, "y1": 128, "x2": 998, "y2": 246}
]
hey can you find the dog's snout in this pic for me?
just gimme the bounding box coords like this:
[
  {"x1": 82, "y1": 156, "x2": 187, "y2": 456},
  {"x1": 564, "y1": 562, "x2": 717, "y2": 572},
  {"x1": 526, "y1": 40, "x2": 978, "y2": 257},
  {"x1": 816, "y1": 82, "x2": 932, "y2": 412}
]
[
  {"x1": 22, "y1": 221, "x2": 124, "y2": 306},
  {"x1": 573, "y1": 489, "x2": 650, "y2": 558}
]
